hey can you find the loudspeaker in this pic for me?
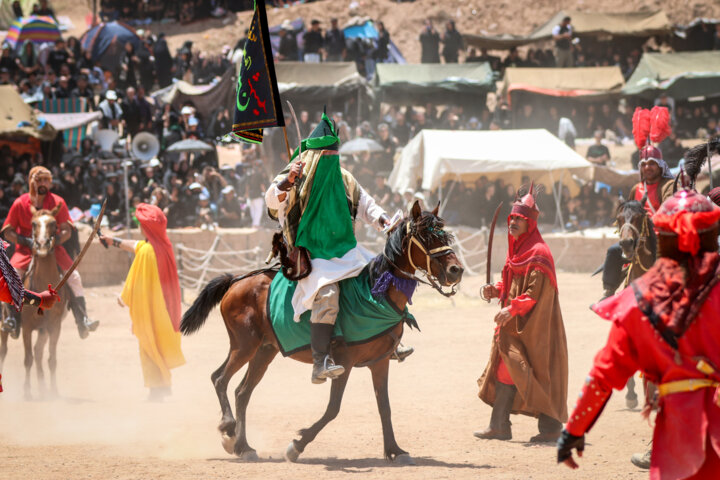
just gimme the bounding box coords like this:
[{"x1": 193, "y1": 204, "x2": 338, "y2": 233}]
[
  {"x1": 131, "y1": 132, "x2": 160, "y2": 162},
  {"x1": 94, "y1": 129, "x2": 119, "y2": 152}
]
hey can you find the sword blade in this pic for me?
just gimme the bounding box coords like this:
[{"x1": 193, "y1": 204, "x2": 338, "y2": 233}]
[
  {"x1": 285, "y1": 100, "x2": 303, "y2": 160},
  {"x1": 486, "y1": 202, "x2": 503, "y2": 286},
  {"x1": 54, "y1": 198, "x2": 107, "y2": 292}
]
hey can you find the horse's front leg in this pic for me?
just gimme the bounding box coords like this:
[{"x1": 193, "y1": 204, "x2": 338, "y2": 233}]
[
  {"x1": 33, "y1": 328, "x2": 49, "y2": 398},
  {"x1": 285, "y1": 366, "x2": 351, "y2": 462},
  {"x1": 22, "y1": 324, "x2": 33, "y2": 399},
  {"x1": 369, "y1": 358, "x2": 413, "y2": 465}
]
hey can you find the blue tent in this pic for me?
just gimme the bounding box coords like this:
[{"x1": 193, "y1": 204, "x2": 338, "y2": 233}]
[
  {"x1": 343, "y1": 20, "x2": 406, "y2": 64},
  {"x1": 80, "y1": 21, "x2": 146, "y2": 71}
]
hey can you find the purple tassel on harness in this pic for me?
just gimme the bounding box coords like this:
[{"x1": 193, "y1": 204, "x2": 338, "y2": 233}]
[{"x1": 371, "y1": 271, "x2": 417, "y2": 305}]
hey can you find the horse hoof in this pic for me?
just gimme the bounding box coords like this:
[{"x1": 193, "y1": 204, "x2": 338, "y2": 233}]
[
  {"x1": 626, "y1": 397, "x2": 639, "y2": 409},
  {"x1": 221, "y1": 433, "x2": 236, "y2": 455},
  {"x1": 237, "y1": 450, "x2": 259, "y2": 462},
  {"x1": 393, "y1": 454, "x2": 416, "y2": 466},
  {"x1": 284, "y1": 441, "x2": 301, "y2": 463}
]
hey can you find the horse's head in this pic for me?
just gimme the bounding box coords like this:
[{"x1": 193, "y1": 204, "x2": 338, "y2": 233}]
[
  {"x1": 30, "y1": 204, "x2": 61, "y2": 258},
  {"x1": 388, "y1": 200, "x2": 463, "y2": 289},
  {"x1": 615, "y1": 198, "x2": 648, "y2": 259}
]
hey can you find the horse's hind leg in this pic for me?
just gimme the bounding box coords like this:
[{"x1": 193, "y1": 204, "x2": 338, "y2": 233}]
[
  {"x1": 232, "y1": 343, "x2": 278, "y2": 460},
  {"x1": 285, "y1": 367, "x2": 352, "y2": 462},
  {"x1": 47, "y1": 323, "x2": 61, "y2": 397},
  {"x1": 22, "y1": 325, "x2": 33, "y2": 399},
  {"x1": 369, "y1": 359, "x2": 412, "y2": 464},
  {"x1": 214, "y1": 344, "x2": 260, "y2": 439},
  {"x1": 625, "y1": 375, "x2": 638, "y2": 409},
  {"x1": 34, "y1": 329, "x2": 49, "y2": 398},
  {"x1": 0, "y1": 331, "x2": 8, "y2": 373}
]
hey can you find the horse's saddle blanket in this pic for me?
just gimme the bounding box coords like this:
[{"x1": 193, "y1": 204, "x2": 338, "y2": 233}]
[{"x1": 268, "y1": 266, "x2": 414, "y2": 356}]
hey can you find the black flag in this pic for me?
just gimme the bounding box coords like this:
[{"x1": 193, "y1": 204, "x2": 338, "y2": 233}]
[{"x1": 230, "y1": 0, "x2": 284, "y2": 143}]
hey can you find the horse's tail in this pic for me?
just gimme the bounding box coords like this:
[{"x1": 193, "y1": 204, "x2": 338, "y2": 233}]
[{"x1": 181, "y1": 273, "x2": 235, "y2": 335}]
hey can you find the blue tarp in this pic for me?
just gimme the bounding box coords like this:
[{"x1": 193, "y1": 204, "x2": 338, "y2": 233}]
[{"x1": 80, "y1": 21, "x2": 146, "y2": 71}]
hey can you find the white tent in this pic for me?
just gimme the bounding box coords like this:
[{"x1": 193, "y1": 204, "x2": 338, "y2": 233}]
[{"x1": 388, "y1": 129, "x2": 594, "y2": 227}]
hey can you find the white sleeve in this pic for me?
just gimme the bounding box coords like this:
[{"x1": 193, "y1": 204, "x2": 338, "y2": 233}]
[
  {"x1": 551, "y1": 25, "x2": 561, "y2": 36},
  {"x1": 265, "y1": 183, "x2": 287, "y2": 210},
  {"x1": 357, "y1": 187, "x2": 386, "y2": 231}
]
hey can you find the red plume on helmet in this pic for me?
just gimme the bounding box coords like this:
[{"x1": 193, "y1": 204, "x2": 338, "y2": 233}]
[
  {"x1": 632, "y1": 107, "x2": 651, "y2": 150},
  {"x1": 649, "y1": 106, "x2": 671, "y2": 144}
]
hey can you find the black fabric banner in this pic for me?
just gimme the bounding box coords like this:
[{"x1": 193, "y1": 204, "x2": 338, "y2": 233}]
[{"x1": 231, "y1": 0, "x2": 284, "y2": 143}]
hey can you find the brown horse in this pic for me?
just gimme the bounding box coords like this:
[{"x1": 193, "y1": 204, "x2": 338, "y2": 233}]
[
  {"x1": 0, "y1": 205, "x2": 69, "y2": 399},
  {"x1": 615, "y1": 197, "x2": 656, "y2": 409},
  {"x1": 180, "y1": 202, "x2": 463, "y2": 464}
]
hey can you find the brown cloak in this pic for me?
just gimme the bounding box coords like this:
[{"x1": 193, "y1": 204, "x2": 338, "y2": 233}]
[{"x1": 477, "y1": 268, "x2": 569, "y2": 423}]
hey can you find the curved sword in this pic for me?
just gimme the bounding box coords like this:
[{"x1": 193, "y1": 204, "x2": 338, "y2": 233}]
[{"x1": 481, "y1": 202, "x2": 503, "y2": 303}]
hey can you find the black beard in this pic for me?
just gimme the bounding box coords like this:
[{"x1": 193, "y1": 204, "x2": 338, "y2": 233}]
[{"x1": 37, "y1": 186, "x2": 48, "y2": 195}]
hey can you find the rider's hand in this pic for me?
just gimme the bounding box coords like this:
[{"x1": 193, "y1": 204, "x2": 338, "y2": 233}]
[
  {"x1": 494, "y1": 307, "x2": 512, "y2": 326},
  {"x1": 481, "y1": 284, "x2": 499, "y2": 299},
  {"x1": 37, "y1": 288, "x2": 61, "y2": 310},
  {"x1": 287, "y1": 161, "x2": 305, "y2": 184},
  {"x1": 18, "y1": 235, "x2": 33, "y2": 248},
  {"x1": 557, "y1": 429, "x2": 585, "y2": 469}
]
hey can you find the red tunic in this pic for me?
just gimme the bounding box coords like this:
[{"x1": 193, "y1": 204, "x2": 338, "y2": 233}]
[
  {"x1": 0, "y1": 276, "x2": 12, "y2": 305},
  {"x1": 585, "y1": 284, "x2": 720, "y2": 479},
  {"x1": 2, "y1": 193, "x2": 74, "y2": 271},
  {"x1": 634, "y1": 181, "x2": 661, "y2": 214}
]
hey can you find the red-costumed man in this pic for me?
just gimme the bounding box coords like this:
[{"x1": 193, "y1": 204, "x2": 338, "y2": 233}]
[
  {"x1": 475, "y1": 186, "x2": 569, "y2": 443},
  {"x1": 558, "y1": 186, "x2": 720, "y2": 479},
  {"x1": 0, "y1": 240, "x2": 60, "y2": 392}
]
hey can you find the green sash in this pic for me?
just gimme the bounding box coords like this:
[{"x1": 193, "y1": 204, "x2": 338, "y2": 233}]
[{"x1": 295, "y1": 152, "x2": 357, "y2": 260}]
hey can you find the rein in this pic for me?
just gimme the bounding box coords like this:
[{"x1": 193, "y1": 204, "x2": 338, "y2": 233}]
[{"x1": 383, "y1": 221, "x2": 457, "y2": 298}]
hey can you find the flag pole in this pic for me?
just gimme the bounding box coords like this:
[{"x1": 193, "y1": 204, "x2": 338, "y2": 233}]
[{"x1": 282, "y1": 126, "x2": 293, "y2": 163}]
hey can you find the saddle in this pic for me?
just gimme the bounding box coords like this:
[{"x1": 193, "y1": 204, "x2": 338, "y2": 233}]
[{"x1": 270, "y1": 232, "x2": 311, "y2": 281}]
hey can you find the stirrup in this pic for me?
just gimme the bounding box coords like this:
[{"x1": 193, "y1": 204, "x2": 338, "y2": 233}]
[
  {"x1": 312, "y1": 355, "x2": 345, "y2": 384},
  {"x1": 390, "y1": 344, "x2": 414, "y2": 362}
]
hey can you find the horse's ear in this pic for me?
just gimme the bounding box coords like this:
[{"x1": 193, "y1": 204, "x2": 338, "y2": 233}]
[
  {"x1": 431, "y1": 201, "x2": 440, "y2": 217},
  {"x1": 30, "y1": 205, "x2": 37, "y2": 216},
  {"x1": 50, "y1": 203, "x2": 62, "y2": 217},
  {"x1": 411, "y1": 200, "x2": 422, "y2": 220}
]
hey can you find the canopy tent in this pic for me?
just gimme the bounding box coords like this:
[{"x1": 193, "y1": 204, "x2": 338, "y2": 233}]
[
  {"x1": 343, "y1": 18, "x2": 406, "y2": 64},
  {"x1": 389, "y1": 129, "x2": 593, "y2": 224},
  {"x1": 464, "y1": 10, "x2": 671, "y2": 50},
  {"x1": 4, "y1": 15, "x2": 60, "y2": 52},
  {"x1": 80, "y1": 21, "x2": 146, "y2": 71},
  {"x1": 622, "y1": 51, "x2": 720, "y2": 100},
  {"x1": 153, "y1": 68, "x2": 235, "y2": 122},
  {"x1": 0, "y1": 85, "x2": 56, "y2": 141},
  {"x1": 373, "y1": 63, "x2": 494, "y2": 105},
  {"x1": 266, "y1": 61, "x2": 373, "y2": 107},
  {"x1": 502, "y1": 66, "x2": 625, "y2": 104}
]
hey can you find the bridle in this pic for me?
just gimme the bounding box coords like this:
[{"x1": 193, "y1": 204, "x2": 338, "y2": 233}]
[
  {"x1": 618, "y1": 213, "x2": 653, "y2": 285},
  {"x1": 383, "y1": 220, "x2": 458, "y2": 297}
]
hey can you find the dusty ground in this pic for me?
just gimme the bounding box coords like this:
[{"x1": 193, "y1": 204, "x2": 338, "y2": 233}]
[{"x1": 0, "y1": 273, "x2": 651, "y2": 480}]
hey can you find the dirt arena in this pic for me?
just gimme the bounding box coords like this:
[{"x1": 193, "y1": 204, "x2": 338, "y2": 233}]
[{"x1": 0, "y1": 273, "x2": 650, "y2": 480}]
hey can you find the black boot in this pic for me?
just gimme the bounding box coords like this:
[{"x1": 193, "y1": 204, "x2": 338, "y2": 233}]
[
  {"x1": 70, "y1": 296, "x2": 99, "y2": 339},
  {"x1": 310, "y1": 323, "x2": 344, "y2": 384},
  {"x1": 1, "y1": 309, "x2": 21, "y2": 340},
  {"x1": 474, "y1": 382, "x2": 517, "y2": 440}
]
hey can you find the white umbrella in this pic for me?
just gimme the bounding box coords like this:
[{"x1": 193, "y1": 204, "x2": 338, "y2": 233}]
[{"x1": 339, "y1": 137, "x2": 384, "y2": 155}]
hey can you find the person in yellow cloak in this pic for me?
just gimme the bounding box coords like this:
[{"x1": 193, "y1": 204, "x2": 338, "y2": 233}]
[{"x1": 99, "y1": 204, "x2": 185, "y2": 400}]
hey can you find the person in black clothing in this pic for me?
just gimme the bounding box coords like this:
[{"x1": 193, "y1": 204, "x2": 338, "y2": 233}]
[
  {"x1": 122, "y1": 87, "x2": 142, "y2": 136},
  {"x1": 47, "y1": 39, "x2": 70, "y2": 76},
  {"x1": 374, "y1": 21, "x2": 390, "y2": 63},
  {"x1": 303, "y1": 19, "x2": 324, "y2": 62},
  {"x1": 586, "y1": 130, "x2": 610, "y2": 166},
  {"x1": 55, "y1": 75, "x2": 71, "y2": 98},
  {"x1": 71, "y1": 74, "x2": 95, "y2": 109},
  {"x1": 278, "y1": 24, "x2": 299, "y2": 61},
  {"x1": 11, "y1": 1, "x2": 23, "y2": 18},
  {"x1": 135, "y1": 86, "x2": 153, "y2": 133},
  {"x1": 153, "y1": 33, "x2": 174, "y2": 88},
  {"x1": 442, "y1": 20, "x2": 463, "y2": 63},
  {"x1": 81, "y1": 164, "x2": 106, "y2": 210},
  {"x1": 420, "y1": 19, "x2": 440, "y2": 63},
  {"x1": 324, "y1": 18, "x2": 346, "y2": 61},
  {"x1": 119, "y1": 41, "x2": 139, "y2": 89},
  {"x1": 217, "y1": 185, "x2": 244, "y2": 227}
]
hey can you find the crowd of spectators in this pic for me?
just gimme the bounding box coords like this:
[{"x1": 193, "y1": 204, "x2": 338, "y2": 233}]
[{"x1": 2, "y1": 4, "x2": 720, "y2": 233}]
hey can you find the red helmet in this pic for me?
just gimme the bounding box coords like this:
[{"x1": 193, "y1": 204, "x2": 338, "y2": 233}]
[
  {"x1": 653, "y1": 189, "x2": 720, "y2": 254},
  {"x1": 510, "y1": 187, "x2": 539, "y2": 222},
  {"x1": 639, "y1": 144, "x2": 663, "y2": 163}
]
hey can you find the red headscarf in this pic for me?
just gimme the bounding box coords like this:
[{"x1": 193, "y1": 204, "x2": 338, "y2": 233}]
[
  {"x1": 135, "y1": 204, "x2": 181, "y2": 331},
  {"x1": 500, "y1": 213, "x2": 557, "y2": 303}
]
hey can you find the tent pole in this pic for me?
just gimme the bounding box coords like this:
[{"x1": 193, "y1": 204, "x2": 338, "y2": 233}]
[{"x1": 550, "y1": 171, "x2": 566, "y2": 232}]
